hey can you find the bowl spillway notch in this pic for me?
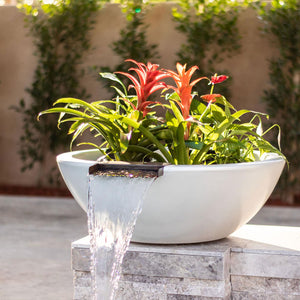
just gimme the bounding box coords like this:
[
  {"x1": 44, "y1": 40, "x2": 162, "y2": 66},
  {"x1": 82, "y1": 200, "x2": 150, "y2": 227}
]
[{"x1": 88, "y1": 161, "x2": 166, "y2": 178}]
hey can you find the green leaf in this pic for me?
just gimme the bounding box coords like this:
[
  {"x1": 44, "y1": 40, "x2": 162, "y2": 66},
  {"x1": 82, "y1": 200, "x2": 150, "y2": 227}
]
[
  {"x1": 100, "y1": 72, "x2": 124, "y2": 87},
  {"x1": 155, "y1": 129, "x2": 173, "y2": 140},
  {"x1": 185, "y1": 140, "x2": 204, "y2": 150},
  {"x1": 215, "y1": 95, "x2": 235, "y2": 110},
  {"x1": 231, "y1": 109, "x2": 250, "y2": 120},
  {"x1": 210, "y1": 104, "x2": 226, "y2": 123},
  {"x1": 127, "y1": 145, "x2": 167, "y2": 163},
  {"x1": 165, "y1": 91, "x2": 181, "y2": 102},
  {"x1": 256, "y1": 118, "x2": 263, "y2": 136},
  {"x1": 111, "y1": 86, "x2": 127, "y2": 99},
  {"x1": 54, "y1": 98, "x2": 102, "y2": 115},
  {"x1": 38, "y1": 107, "x2": 90, "y2": 120},
  {"x1": 68, "y1": 120, "x2": 83, "y2": 134},
  {"x1": 175, "y1": 122, "x2": 188, "y2": 164},
  {"x1": 70, "y1": 123, "x2": 90, "y2": 150},
  {"x1": 191, "y1": 100, "x2": 207, "y2": 115},
  {"x1": 120, "y1": 131, "x2": 130, "y2": 154},
  {"x1": 170, "y1": 100, "x2": 185, "y2": 123},
  {"x1": 208, "y1": 116, "x2": 234, "y2": 140}
]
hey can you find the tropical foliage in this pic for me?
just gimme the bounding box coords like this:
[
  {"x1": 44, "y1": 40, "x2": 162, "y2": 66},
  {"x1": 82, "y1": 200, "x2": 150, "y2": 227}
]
[{"x1": 39, "y1": 60, "x2": 284, "y2": 165}]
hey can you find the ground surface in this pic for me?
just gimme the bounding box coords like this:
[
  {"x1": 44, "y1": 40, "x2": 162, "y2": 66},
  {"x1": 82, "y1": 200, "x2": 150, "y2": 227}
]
[
  {"x1": 0, "y1": 195, "x2": 87, "y2": 300},
  {"x1": 0, "y1": 195, "x2": 299, "y2": 300}
]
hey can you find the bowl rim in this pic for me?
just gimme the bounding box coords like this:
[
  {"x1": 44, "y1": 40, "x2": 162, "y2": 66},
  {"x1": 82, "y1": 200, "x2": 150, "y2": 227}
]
[{"x1": 57, "y1": 149, "x2": 285, "y2": 172}]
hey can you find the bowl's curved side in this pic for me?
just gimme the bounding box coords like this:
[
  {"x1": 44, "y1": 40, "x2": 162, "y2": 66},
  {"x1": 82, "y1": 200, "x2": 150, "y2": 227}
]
[
  {"x1": 57, "y1": 150, "x2": 285, "y2": 244},
  {"x1": 57, "y1": 150, "x2": 98, "y2": 212},
  {"x1": 132, "y1": 158, "x2": 285, "y2": 243}
]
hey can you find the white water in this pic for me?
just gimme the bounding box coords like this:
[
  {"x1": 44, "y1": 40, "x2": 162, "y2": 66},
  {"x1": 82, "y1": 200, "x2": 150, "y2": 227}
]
[{"x1": 87, "y1": 175, "x2": 155, "y2": 300}]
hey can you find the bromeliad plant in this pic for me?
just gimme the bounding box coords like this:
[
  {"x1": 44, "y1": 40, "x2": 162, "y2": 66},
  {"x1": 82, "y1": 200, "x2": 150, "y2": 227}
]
[{"x1": 39, "y1": 59, "x2": 284, "y2": 165}]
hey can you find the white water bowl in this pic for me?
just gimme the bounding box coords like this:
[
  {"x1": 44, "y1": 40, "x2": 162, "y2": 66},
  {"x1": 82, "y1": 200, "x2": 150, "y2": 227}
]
[{"x1": 57, "y1": 149, "x2": 285, "y2": 244}]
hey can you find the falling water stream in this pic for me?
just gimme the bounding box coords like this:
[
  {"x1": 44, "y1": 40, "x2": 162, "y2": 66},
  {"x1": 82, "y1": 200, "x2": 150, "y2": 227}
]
[{"x1": 87, "y1": 172, "x2": 156, "y2": 300}]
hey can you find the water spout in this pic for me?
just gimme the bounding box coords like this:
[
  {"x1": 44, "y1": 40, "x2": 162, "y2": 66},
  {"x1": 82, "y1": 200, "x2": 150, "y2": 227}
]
[{"x1": 87, "y1": 162, "x2": 165, "y2": 300}]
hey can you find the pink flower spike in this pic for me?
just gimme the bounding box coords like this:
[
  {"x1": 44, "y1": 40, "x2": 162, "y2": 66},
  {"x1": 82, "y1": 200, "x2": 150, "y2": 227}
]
[
  {"x1": 115, "y1": 59, "x2": 171, "y2": 116},
  {"x1": 201, "y1": 94, "x2": 222, "y2": 103},
  {"x1": 211, "y1": 74, "x2": 228, "y2": 84},
  {"x1": 166, "y1": 63, "x2": 207, "y2": 120}
]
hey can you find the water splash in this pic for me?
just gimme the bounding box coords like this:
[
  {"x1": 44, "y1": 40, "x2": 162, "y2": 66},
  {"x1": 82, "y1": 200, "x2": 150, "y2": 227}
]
[{"x1": 87, "y1": 174, "x2": 155, "y2": 300}]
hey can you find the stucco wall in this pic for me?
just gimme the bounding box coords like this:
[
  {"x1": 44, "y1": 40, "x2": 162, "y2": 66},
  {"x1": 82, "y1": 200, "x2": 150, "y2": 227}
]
[{"x1": 0, "y1": 4, "x2": 277, "y2": 187}]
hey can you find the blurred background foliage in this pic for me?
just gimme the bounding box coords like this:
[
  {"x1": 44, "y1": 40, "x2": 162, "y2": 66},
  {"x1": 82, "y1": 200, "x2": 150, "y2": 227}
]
[
  {"x1": 13, "y1": 0, "x2": 102, "y2": 184},
  {"x1": 256, "y1": 0, "x2": 300, "y2": 203}
]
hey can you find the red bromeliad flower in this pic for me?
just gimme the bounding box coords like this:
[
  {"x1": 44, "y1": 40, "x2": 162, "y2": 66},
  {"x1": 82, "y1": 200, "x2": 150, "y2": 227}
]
[
  {"x1": 201, "y1": 94, "x2": 222, "y2": 103},
  {"x1": 166, "y1": 63, "x2": 208, "y2": 120},
  {"x1": 210, "y1": 74, "x2": 228, "y2": 84},
  {"x1": 116, "y1": 59, "x2": 170, "y2": 116}
]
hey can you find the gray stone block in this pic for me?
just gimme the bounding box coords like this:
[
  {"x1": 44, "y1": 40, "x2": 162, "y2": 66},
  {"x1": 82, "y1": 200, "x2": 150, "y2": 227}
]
[
  {"x1": 167, "y1": 295, "x2": 229, "y2": 300},
  {"x1": 231, "y1": 275, "x2": 300, "y2": 295},
  {"x1": 231, "y1": 291, "x2": 300, "y2": 300},
  {"x1": 72, "y1": 238, "x2": 231, "y2": 299},
  {"x1": 115, "y1": 280, "x2": 167, "y2": 300},
  {"x1": 119, "y1": 275, "x2": 230, "y2": 298},
  {"x1": 72, "y1": 247, "x2": 91, "y2": 272},
  {"x1": 72, "y1": 225, "x2": 300, "y2": 299},
  {"x1": 73, "y1": 271, "x2": 92, "y2": 300},
  {"x1": 122, "y1": 249, "x2": 229, "y2": 281},
  {"x1": 231, "y1": 252, "x2": 300, "y2": 279}
]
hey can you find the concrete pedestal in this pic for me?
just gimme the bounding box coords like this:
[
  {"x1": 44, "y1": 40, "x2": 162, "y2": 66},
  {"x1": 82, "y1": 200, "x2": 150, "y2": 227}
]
[{"x1": 72, "y1": 225, "x2": 300, "y2": 299}]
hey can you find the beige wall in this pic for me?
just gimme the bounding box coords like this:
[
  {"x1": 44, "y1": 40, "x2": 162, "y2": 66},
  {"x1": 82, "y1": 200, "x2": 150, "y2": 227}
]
[{"x1": 0, "y1": 4, "x2": 277, "y2": 187}]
